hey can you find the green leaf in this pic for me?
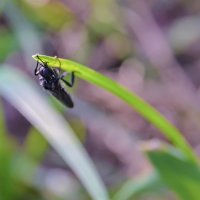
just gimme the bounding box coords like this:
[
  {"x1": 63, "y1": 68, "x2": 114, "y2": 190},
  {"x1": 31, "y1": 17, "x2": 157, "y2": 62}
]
[
  {"x1": 146, "y1": 145, "x2": 200, "y2": 200},
  {"x1": 0, "y1": 29, "x2": 17, "y2": 62},
  {"x1": 0, "y1": 103, "x2": 15, "y2": 200},
  {"x1": 32, "y1": 54, "x2": 198, "y2": 163},
  {"x1": 23, "y1": 127, "x2": 48, "y2": 163},
  {"x1": 112, "y1": 172, "x2": 163, "y2": 200},
  {"x1": 0, "y1": 65, "x2": 109, "y2": 200}
]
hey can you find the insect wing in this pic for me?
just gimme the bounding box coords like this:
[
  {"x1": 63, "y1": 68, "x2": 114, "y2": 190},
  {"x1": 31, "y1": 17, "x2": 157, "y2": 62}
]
[{"x1": 50, "y1": 83, "x2": 74, "y2": 108}]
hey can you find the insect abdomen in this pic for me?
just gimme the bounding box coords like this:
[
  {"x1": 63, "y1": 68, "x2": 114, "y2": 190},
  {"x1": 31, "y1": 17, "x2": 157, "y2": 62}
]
[{"x1": 51, "y1": 84, "x2": 74, "y2": 108}]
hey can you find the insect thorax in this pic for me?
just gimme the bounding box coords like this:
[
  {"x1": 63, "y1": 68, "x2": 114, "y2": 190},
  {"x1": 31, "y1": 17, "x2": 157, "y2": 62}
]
[{"x1": 39, "y1": 75, "x2": 56, "y2": 90}]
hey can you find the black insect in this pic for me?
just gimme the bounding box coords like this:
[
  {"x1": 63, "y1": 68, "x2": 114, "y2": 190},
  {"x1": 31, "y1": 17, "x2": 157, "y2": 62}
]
[{"x1": 34, "y1": 55, "x2": 75, "y2": 108}]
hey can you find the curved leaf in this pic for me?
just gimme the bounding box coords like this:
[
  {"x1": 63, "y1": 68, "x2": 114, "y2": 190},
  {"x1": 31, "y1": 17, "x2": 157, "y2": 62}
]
[
  {"x1": 0, "y1": 65, "x2": 109, "y2": 200},
  {"x1": 32, "y1": 54, "x2": 198, "y2": 163},
  {"x1": 146, "y1": 146, "x2": 200, "y2": 200}
]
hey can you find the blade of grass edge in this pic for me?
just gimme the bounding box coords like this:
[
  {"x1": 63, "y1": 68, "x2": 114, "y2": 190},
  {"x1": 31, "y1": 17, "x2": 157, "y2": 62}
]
[
  {"x1": 111, "y1": 172, "x2": 162, "y2": 200},
  {"x1": 0, "y1": 66, "x2": 109, "y2": 200},
  {"x1": 32, "y1": 54, "x2": 198, "y2": 163},
  {"x1": 145, "y1": 145, "x2": 200, "y2": 200}
]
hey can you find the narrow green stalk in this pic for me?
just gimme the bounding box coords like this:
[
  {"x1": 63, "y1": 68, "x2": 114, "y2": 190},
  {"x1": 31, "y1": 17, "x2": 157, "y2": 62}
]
[{"x1": 32, "y1": 54, "x2": 198, "y2": 163}]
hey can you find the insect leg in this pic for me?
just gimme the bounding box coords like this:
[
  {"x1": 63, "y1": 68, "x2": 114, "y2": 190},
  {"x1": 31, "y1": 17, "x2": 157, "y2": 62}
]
[
  {"x1": 54, "y1": 56, "x2": 75, "y2": 87},
  {"x1": 61, "y1": 72, "x2": 75, "y2": 87},
  {"x1": 36, "y1": 55, "x2": 46, "y2": 64},
  {"x1": 34, "y1": 61, "x2": 40, "y2": 75}
]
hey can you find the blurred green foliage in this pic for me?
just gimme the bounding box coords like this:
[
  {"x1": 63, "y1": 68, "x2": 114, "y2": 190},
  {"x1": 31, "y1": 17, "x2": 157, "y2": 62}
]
[
  {"x1": 147, "y1": 146, "x2": 200, "y2": 200},
  {"x1": 0, "y1": 29, "x2": 17, "y2": 62},
  {"x1": 1, "y1": 0, "x2": 200, "y2": 200},
  {"x1": 19, "y1": 0, "x2": 74, "y2": 31},
  {"x1": 0, "y1": 102, "x2": 47, "y2": 200}
]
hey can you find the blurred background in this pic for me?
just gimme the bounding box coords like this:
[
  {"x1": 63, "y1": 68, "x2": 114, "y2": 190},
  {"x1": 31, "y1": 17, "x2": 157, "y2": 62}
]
[{"x1": 1, "y1": 0, "x2": 200, "y2": 199}]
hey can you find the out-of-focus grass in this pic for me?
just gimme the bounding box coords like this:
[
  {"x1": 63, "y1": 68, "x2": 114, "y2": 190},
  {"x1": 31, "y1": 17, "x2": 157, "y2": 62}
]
[
  {"x1": 0, "y1": 29, "x2": 17, "y2": 62},
  {"x1": 0, "y1": 65, "x2": 109, "y2": 200},
  {"x1": 0, "y1": 101, "x2": 45, "y2": 200},
  {"x1": 1, "y1": 1, "x2": 200, "y2": 199},
  {"x1": 112, "y1": 141, "x2": 200, "y2": 200},
  {"x1": 19, "y1": 1, "x2": 74, "y2": 30},
  {"x1": 24, "y1": 127, "x2": 48, "y2": 162},
  {"x1": 111, "y1": 172, "x2": 163, "y2": 200},
  {"x1": 146, "y1": 144, "x2": 200, "y2": 200}
]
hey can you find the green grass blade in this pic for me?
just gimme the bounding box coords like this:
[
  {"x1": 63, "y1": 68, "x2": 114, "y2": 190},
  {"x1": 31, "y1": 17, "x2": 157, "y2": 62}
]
[
  {"x1": 32, "y1": 54, "x2": 198, "y2": 163},
  {"x1": 0, "y1": 101, "x2": 16, "y2": 200},
  {"x1": 0, "y1": 65, "x2": 109, "y2": 200},
  {"x1": 112, "y1": 172, "x2": 162, "y2": 200},
  {"x1": 146, "y1": 145, "x2": 200, "y2": 200}
]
